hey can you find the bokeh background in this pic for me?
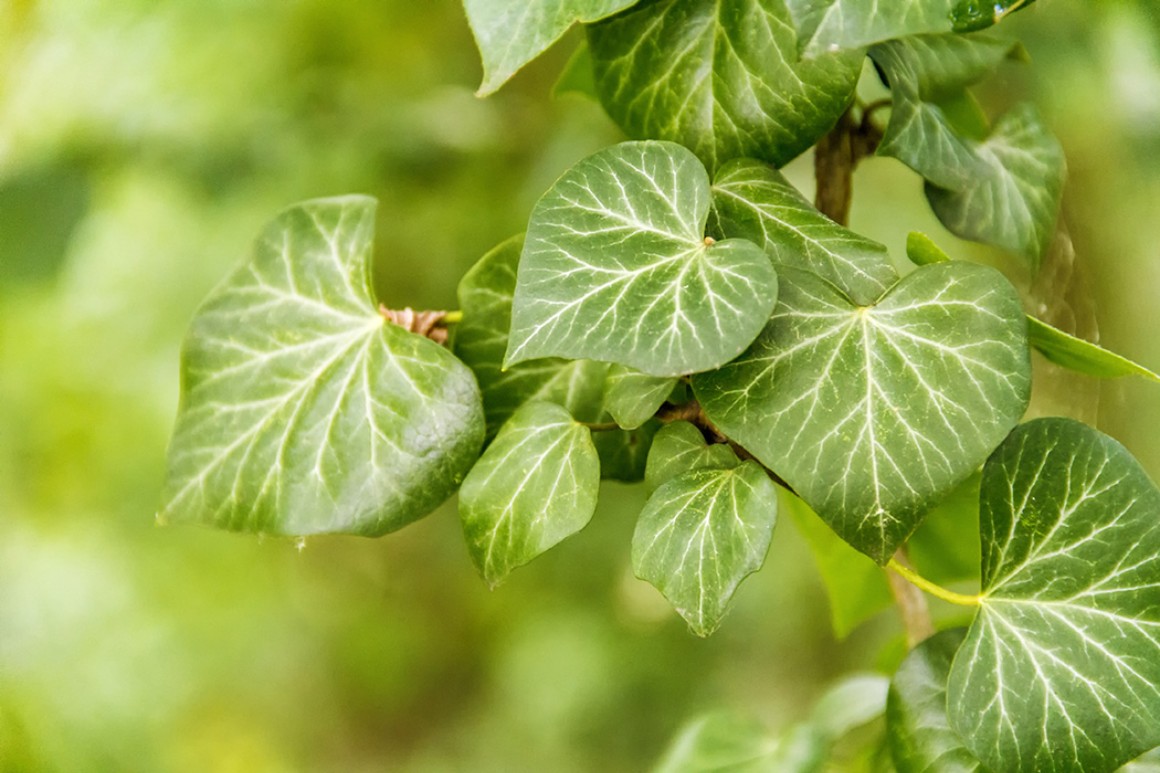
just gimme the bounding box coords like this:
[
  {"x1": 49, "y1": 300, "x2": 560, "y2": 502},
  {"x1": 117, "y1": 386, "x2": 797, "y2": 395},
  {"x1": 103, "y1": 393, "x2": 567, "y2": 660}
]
[{"x1": 1, "y1": 1, "x2": 1158, "y2": 770}]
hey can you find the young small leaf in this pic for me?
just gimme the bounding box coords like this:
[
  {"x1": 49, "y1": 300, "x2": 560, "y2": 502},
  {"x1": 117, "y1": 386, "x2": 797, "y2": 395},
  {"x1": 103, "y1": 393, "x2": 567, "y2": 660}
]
[
  {"x1": 506, "y1": 141, "x2": 778, "y2": 377},
  {"x1": 905, "y1": 232, "x2": 951, "y2": 266},
  {"x1": 633, "y1": 462, "x2": 778, "y2": 635},
  {"x1": 644, "y1": 421, "x2": 740, "y2": 492},
  {"x1": 694, "y1": 264, "x2": 1031, "y2": 564},
  {"x1": 604, "y1": 365, "x2": 679, "y2": 430},
  {"x1": 463, "y1": 0, "x2": 641, "y2": 96},
  {"x1": 1027, "y1": 316, "x2": 1160, "y2": 383},
  {"x1": 587, "y1": 0, "x2": 862, "y2": 172},
  {"x1": 711, "y1": 159, "x2": 899, "y2": 306},
  {"x1": 459, "y1": 401, "x2": 600, "y2": 587},
  {"x1": 948, "y1": 418, "x2": 1160, "y2": 773},
  {"x1": 160, "y1": 196, "x2": 484, "y2": 537}
]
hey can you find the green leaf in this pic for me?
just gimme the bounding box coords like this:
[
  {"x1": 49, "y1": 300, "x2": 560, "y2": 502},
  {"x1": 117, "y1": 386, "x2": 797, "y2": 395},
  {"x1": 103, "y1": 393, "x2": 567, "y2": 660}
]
[
  {"x1": 655, "y1": 713, "x2": 826, "y2": 773},
  {"x1": 644, "y1": 421, "x2": 741, "y2": 492},
  {"x1": 905, "y1": 232, "x2": 951, "y2": 267},
  {"x1": 455, "y1": 234, "x2": 611, "y2": 434},
  {"x1": 800, "y1": 0, "x2": 1036, "y2": 55},
  {"x1": 1125, "y1": 750, "x2": 1160, "y2": 773},
  {"x1": 948, "y1": 418, "x2": 1160, "y2": 773},
  {"x1": 906, "y1": 473, "x2": 982, "y2": 586},
  {"x1": 710, "y1": 159, "x2": 899, "y2": 306},
  {"x1": 604, "y1": 365, "x2": 679, "y2": 430},
  {"x1": 463, "y1": 0, "x2": 641, "y2": 96},
  {"x1": 586, "y1": 0, "x2": 863, "y2": 172},
  {"x1": 506, "y1": 141, "x2": 778, "y2": 377},
  {"x1": 781, "y1": 491, "x2": 893, "y2": 638},
  {"x1": 552, "y1": 41, "x2": 599, "y2": 101},
  {"x1": 887, "y1": 628, "x2": 983, "y2": 773},
  {"x1": 458, "y1": 401, "x2": 601, "y2": 586},
  {"x1": 1027, "y1": 317, "x2": 1160, "y2": 383},
  {"x1": 159, "y1": 197, "x2": 484, "y2": 537},
  {"x1": 811, "y1": 673, "x2": 891, "y2": 740},
  {"x1": 594, "y1": 419, "x2": 661, "y2": 482},
  {"x1": 633, "y1": 462, "x2": 778, "y2": 635},
  {"x1": 871, "y1": 36, "x2": 1065, "y2": 264},
  {"x1": 694, "y1": 264, "x2": 1030, "y2": 563}
]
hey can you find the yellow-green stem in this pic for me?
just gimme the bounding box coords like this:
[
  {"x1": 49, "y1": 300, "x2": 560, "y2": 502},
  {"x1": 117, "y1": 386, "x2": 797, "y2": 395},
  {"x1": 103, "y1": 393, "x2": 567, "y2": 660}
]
[
  {"x1": 887, "y1": 559, "x2": 980, "y2": 607},
  {"x1": 441, "y1": 310, "x2": 464, "y2": 324}
]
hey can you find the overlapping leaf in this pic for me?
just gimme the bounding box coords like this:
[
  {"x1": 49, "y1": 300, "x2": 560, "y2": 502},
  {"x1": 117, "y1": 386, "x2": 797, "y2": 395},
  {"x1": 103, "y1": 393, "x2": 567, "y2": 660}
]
[
  {"x1": 633, "y1": 462, "x2": 777, "y2": 635},
  {"x1": 871, "y1": 35, "x2": 1065, "y2": 264},
  {"x1": 710, "y1": 159, "x2": 899, "y2": 306},
  {"x1": 459, "y1": 401, "x2": 600, "y2": 586},
  {"x1": 463, "y1": 0, "x2": 641, "y2": 96},
  {"x1": 506, "y1": 141, "x2": 778, "y2": 377},
  {"x1": 644, "y1": 420, "x2": 741, "y2": 491},
  {"x1": 948, "y1": 418, "x2": 1160, "y2": 773},
  {"x1": 694, "y1": 264, "x2": 1030, "y2": 563},
  {"x1": 160, "y1": 197, "x2": 485, "y2": 536},
  {"x1": 603, "y1": 365, "x2": 679, "y2": 430},
  {"x1": 586, "y1": 0, "x2": 862, "y2": 172}
]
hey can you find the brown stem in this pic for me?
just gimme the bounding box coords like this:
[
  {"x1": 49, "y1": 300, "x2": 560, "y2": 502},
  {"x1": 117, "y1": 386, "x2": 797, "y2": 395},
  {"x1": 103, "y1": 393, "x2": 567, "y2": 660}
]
[
  {"x1": 885, "y1": 549, "x2": 934, "y2": 648},
  {"x1": 813, "y1": 103, "x2": 886, "y2": 227}
]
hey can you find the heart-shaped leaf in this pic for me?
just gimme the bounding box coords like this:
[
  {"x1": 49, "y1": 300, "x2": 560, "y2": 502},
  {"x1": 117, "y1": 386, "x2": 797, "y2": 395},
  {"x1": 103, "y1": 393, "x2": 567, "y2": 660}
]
[
  {"x1": 633, "y1": 462, "x2": 778, "y2": 635},
  {"x1": 586, "y1": 0, "x2": 862, "y2": 172},
  {"x1": 694, "y1": 264, "x2": 1031, "y2": 563},
  {"x1": 463, "y1": 0, "x2": 642, "y2": 96},
  {"x1": 455, "y1": 235, "x2": 610, "y2": 434},
  {"x1": 710, "y1": 159, "x2": 899, "y2": 306},
  {"x1": 604, "y1": 365, "x2": 679, "y2": 430},
  {"x1": 458, "y1": 401, "x2": 600, "y2": 586},
  {"x1": 948, "y1": 418, "x2": 1160, "y2": 773},
  {"x1": 159, "y1": 197, "x2": 485, "y2": 536},
  {"x1": 644, "y1": 420, "x2": 741, "y2": 491},
  {"x1": 506, "y1": 141, "x2": 778, "y2": 377}
]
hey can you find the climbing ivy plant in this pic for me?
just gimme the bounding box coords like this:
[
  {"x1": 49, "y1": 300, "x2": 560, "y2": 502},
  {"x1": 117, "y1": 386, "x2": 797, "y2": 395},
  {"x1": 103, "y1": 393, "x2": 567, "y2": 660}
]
[{"x1": 159, "y1": 1, "x2": 1160, "y2": 770}]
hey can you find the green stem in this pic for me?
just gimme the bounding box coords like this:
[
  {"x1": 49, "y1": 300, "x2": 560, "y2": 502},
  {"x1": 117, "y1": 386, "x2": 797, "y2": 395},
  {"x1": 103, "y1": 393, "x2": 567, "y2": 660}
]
[
  {"x1": 887, "y1": 559, "x2": 980, "y2": 607},
  {"x1": 440, "y1": 310, "x2": 464, "y2": 325}
]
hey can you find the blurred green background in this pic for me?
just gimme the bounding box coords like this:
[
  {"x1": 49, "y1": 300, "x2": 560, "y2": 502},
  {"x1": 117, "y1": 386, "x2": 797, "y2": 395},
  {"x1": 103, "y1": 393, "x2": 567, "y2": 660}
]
[{"x1": 1, "y1": 1, "x2": 1158, "y2": 771}]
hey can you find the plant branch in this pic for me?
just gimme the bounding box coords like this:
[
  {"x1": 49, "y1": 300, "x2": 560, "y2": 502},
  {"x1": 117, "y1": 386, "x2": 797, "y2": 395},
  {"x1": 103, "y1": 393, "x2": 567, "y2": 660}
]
[{"x1": 814, "y1": 103, "x2": 885, "y2": 227}]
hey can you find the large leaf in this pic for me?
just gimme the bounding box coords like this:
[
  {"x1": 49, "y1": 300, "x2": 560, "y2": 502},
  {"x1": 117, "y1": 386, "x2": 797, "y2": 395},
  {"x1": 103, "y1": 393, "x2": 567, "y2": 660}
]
[
  {"x1": 458, "y1": 401, "x2": 600, "y2": 586},
  {"x1": 159, "y1": 197, "x2": 484, "y2": 537},
  {"x1": 604, "y1": 364, "x2": 679, "y2": 430},
  {"x1": 694, "y1": 264, "x2": 1030, "y2": 563},
  {"x1": 455, "y1": 234, "x2": 611, "y2": 434},
  {"x1": 710, "y1": 159, "x2": 899, "y2": 306},
  {"x1": 586, "y1": 0, "x2": 862, "y2": 172},
  {"x1": 463, "y1": 0, "x2": 641, "y2": 96},
  {"x1": 798, "y1": 0, "x2": 1035, "y2": 55},
  {"x1": 644, "y1": 420, "x2": 741, "y2": 491},
  {"x1": 948, "y1": 418, "x2": 1160, "y2": 773},
  {"x1": 870, "y1": 36, "x2": 1065, "y2": 264},
  {"x1": 506, "y1": 141, "x2": 778, "y2": 377},
  {"x1": 633, "y1": 462, "x2": 778, "y2": 635}
]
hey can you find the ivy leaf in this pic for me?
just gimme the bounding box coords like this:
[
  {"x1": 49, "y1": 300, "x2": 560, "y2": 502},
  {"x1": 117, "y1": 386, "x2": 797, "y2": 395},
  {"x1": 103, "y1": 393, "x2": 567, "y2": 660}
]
[
  {"x1": 694, "y1": 264, "x2": 1030, "y2": 564},
  {"x1": 1027, "y1": 317, "x2": 1160, "y2": 383},
  {"x1": 506, "y1": 141, "x2": 778, "y2": 377},
  {"x1": 593, "y1": 419, "x2": 661, "y2": 482},
  {"x1": 604, "y1": 365, "x2": 679, "y2": 430},
  {"x1": 906, "y1": 231, "x2": 953, "y2": 267},
  {"x1": 887, "y1": 628, "x2": 983, "y2": 773},
  {"x1": 633, "y1": 462, "x2": 778, "y2": 635},
  {"x1": 948, "y1": 418, "x2": 1160, "y2": 773},
  {"x1": 463, "y1": 0, "x2": 642, "y2": 96},
  {"x1": 655, "y1": 713, "x2": 827, "y2": 773},
  {"x1": 455, "y1": 234, "x2": 610, "y2": 434},
  {"x1": 458, "y1": 401, "x2": 600, "y2": 586},
  {"x1": 159, "y1": 197, "x2": 485, "y2": 537},
  {"x1": 871, "y1": 35, "x2": 1065, "y2": 265},
  {"x1": 644, "y1": 421, "x2": 740, "y2": 491},
  {"x1": 710, "y1": 159, "x2": 899, "y2": 306},
  {"x1": 586, "y1": 0, "x2": 862, "y2": 172},
  {"x1": 800, "y1": 0, "x2": 1036, "y2": 55}
]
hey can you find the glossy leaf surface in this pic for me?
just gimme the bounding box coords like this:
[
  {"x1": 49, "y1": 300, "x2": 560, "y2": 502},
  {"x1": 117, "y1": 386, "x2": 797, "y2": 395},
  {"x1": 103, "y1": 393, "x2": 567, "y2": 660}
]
[
  {"x1": 587, "y1": 0, "x2": 862, "y2": 172},
  {"x1": 463, "y1": 0, "x2": 640, "y2": 96},
  {"x1": 633, "y1": 462, "x2": 778, "y2": 635},
  {"x1": 710, "y1": 159, "x2": 898, "y2": 306},
  {"x1": 949, "y1": 418, "x2": 1160, "y2": 773},
  {"x1": 459, "y1": 402, "x2": 600, "y2": 586},
  {"x1": 160, "y1": 197, "x2": 484, "y2": 537},
  {"x1": 604, "y1": 364, "x2": 679, "y2": 430},
  {"x1": 695, "y1": 264, "x2": 1030, "y2": 563},
  {"x1": 506, "y1": 141, "x2": 778, "y2": 377},
  {"x1": 644, "y1": 421, "x2": 741, "y2": 491}
]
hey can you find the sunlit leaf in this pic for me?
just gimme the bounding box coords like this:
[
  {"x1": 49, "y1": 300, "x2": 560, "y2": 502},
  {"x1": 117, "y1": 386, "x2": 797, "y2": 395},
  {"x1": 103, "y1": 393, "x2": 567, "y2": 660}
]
[
  {"x1": 644, "y1": 421, "x2": 740, "y2": 491},
  {"x1": 459, "y1": 401, "x2": 600, "y2": 586},
  {"x1": 655, "y1": 713, "x2": 826, "y2": 773},
  {"x1": 633, "y1": 462, "x2": 777, "y2": 635},
  {"x1": 604, "y1": 365, "x2": 679, "y2": 430},
  {"x1": 871, "y1": 35, "x2": 1065, "y2": 264},
  {"x1": 948, "y1": 418, "x2": 1160, "y2": 773},
  {"x1": 695, "y1": 264, "x2": 1030, "y2": 563},
  {"x1": 506, "y1": 141, "x2": 778, "y2": 377},
  {"x1": 160, "y1": 196, "x2": 485, "y2": 536},
  {"x1": 710, "y1": 159, "x2": 899, "y2": 306},
  {"x1": 463, "y1": 0, "x2": 641, "y2": 96},
  {"x1": 587, "y1": 0, "x2": 862, "y2": 172},
  {"x1": 1027, "y1": 317, "x2": 1160, "y2": 383}
]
